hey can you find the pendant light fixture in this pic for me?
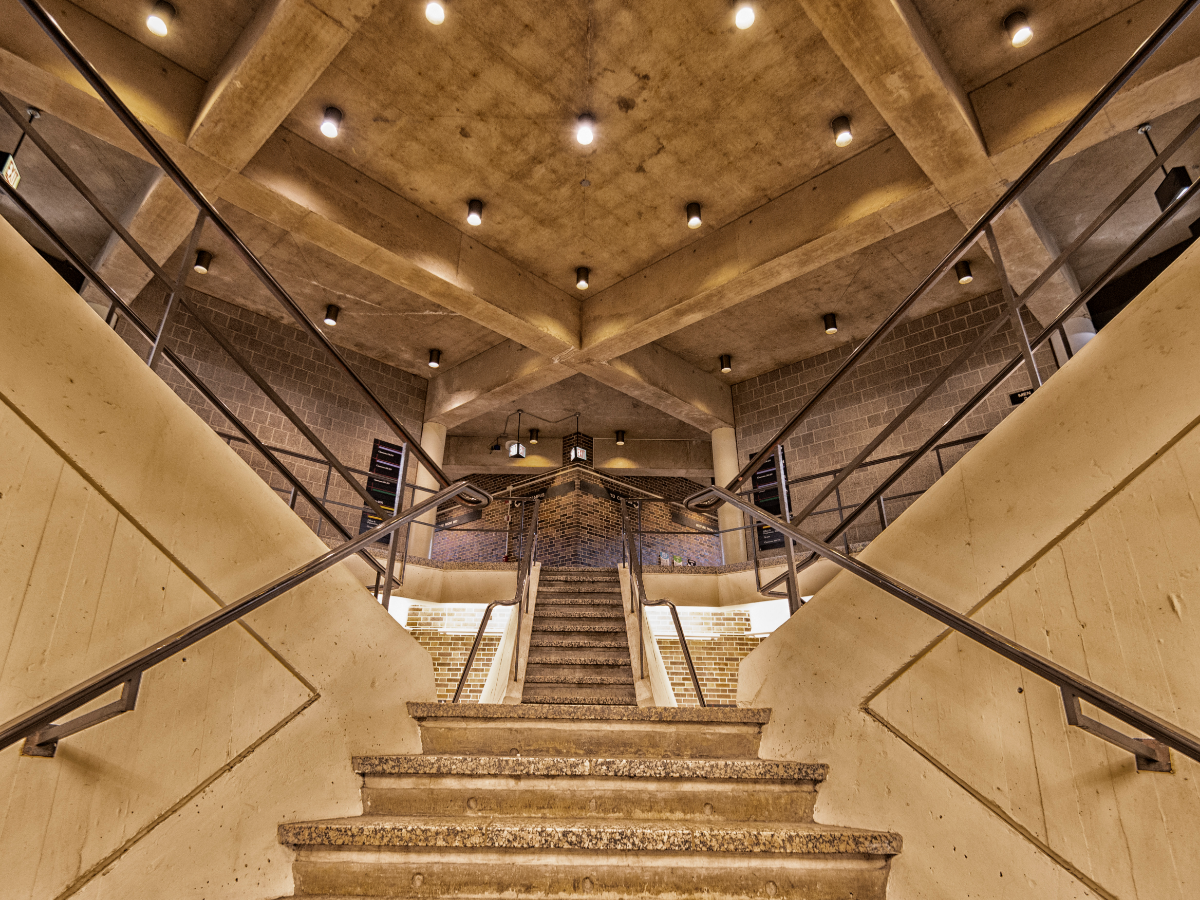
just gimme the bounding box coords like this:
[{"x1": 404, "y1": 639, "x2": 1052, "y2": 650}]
[
  {"x1": 955, "y1": 260, "x2": 973, "y2": 284},
  {"x1": 193, "y1": 250, "x2": 213, "y2": 275},
  {"x1": 467, "y1": 198, "x2": 483, "y2": 226},
  {"x1": 686, "y1": 203, "x2": 702, "y2": 229},
  {"x1": 428, "y1": 348, "x2": 442, "y2": 368},
  {"x1": 831, "y1": 116, "x2": 853, "y2": 148},
  {"x1": 146, "y1": 2, "x2": 175, "y2": 36},
  {"x1": 823, "y1": 313, "x2": 838, "y2": 335},
  {"x1": 1138, "y1": 123, "x2": 1193, "y2": 212},
  {"x1": 719, "y1": 354, "x2": 732, "y2": 374},
  {"x1": 529, "y1": 428, "x2": 539, "y2": 445},
  {"x1": 323, "y1": 304, "x2": 339, "y2": 326},
  {"x1": 509, "y1": 410, "x2": 527, "y2": 459},
  {"x1": 320, "y1": 107, "x2": 342, "y2": 138},
  {"x1": 615, "y1": 430, "x2": 626, "y2": 446},
  {"x1": 1004, "y1": 10, "x2": 1032, "y2": 47}
]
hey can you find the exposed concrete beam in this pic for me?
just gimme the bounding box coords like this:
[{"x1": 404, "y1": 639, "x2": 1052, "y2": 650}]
[
  {"x1": 425, "y1": 340, "x2": 574, "y2": 429},
  {"x1": 443, "y1": 435, "x2": 714, "y2": 479}
]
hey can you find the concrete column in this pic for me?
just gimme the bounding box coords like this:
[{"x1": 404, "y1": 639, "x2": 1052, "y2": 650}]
[
  {"x1": 711, "y1": 427, "x2": 747, "y2": 564},
  {"x1": 408, "y1": 421, "x2": 448, "y2": 560}
]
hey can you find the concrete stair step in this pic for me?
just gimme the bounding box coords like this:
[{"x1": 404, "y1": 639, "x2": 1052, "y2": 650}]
[
  {"x1": 525, "y1": 653, "x2": 631, "y2": 666},
  {"x1": 530, "y1": 621, "x2": 625, "y2": 633},
  {"x1": 524, "y1": 672, "x2": 634, "y2": 686},
  {"x1": 531, "y1": 608, "x2": 623, "y2": 619},
  {"x1": 536, "y1": 586, "x2": 621, "y2": 596},
  {"x1": 528, "y1": 637, "x2": 628, "y2": 649},
  {"x1": 521, "y1": 694, "x2": 637, "y2": 706},
  {"x1": 522, "y1": 682, "x2": 637, "y2": 702},
  {"x1": 533, "y1": 595, "x2": 623, "y2": 606},
  {"x1": 525, "y1": 663, "x2": 633, "y2": 679}
]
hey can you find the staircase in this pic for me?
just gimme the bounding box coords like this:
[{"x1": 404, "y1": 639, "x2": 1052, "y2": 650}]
[
  {"x1": 522, "y1": 568, "x2": 636, "y2": 706},
  {"x1": 278, "y1": 703, "x2": 902, "y2": 899}
]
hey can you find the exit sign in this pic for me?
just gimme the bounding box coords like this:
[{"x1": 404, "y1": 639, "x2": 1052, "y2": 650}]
[{"x1": 1, "y1": 154, "x2": 19, "y2": 190}]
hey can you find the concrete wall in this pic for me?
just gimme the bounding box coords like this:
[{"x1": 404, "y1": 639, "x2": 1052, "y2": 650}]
[
  {"x1": 0, "y1": 216, "x2": 436, "y2": 898},
  {"x1": 739, "y1": 240, "x2": 1200, "y2": 898}
]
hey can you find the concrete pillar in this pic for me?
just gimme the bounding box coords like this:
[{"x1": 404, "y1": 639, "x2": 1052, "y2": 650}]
[
  {"x1": 408, "y1": 421, "x2": 448, "y2": 559},
  {"x1": 711, "y1": 427, "x2": 747, "y2": 565}
]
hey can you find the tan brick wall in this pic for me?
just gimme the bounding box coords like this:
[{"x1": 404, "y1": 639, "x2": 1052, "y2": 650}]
[
  {"x1": 648, "y1": 607, "x2": 762, "y2": 706},
  {"x1": 404, "y1": 603, "x2": 510, "y2": 701}
]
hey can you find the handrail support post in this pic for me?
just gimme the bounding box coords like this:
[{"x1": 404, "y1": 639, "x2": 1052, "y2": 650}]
[{"x1": 1061, "y1": 687, "x2": 1171, "y2": 772}]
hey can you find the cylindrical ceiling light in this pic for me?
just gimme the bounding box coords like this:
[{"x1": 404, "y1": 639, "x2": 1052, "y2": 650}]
[
  {"x1": 686, "y1": 202, "x2": 702, "y2": 229},
  {"x1": 734, "y1": 2, "x2": 755, "y2": 29},
  {"x1": 823, "y1": 313, "x2": 838, "y2": 335},
  {"x1": 146, "y1": 1, "x2": 175, "y2": 36},
  {"x1": 428, "y1": 348, "x2": 442, "y2": 368},
  {"x1": 832, "y1": 115, "x2": 853, "y2": 148},
  {"x1": 425, "y1": 1, "x2": 446, "y2": 24},
  {"x1": 467, "y1": 198, "x2": 483, "y2": 226},
  {"x1": 576, "y1": 113, "x2": 595, "y2": 146},
  {"x1": 320, "y1": 107, "x2": 342, "y2": 138},
  {"x1": 323, "y1": 304, "x2": 340, "y2": 326},
  {"x1": 529, "y1": 428, "x2": 539, "y2": 445},
  {"x1": 615, "y1": 430, "x2": 626, "y2": 446},
  {"x1": 576, "y1": 267, "x2": 590, "y2": 290},
  {"x1": 1005, "y1": 10, "x2": 1032, "y2": 47},
  {"x1": 719, "y1": 354, "x2": 732, "y2": 374},
  {"x1": 955, "y1": 260, "x2": 974, "y2": 284},
  {"x1": 193, "y1": 249, "x2": 212, "y2": 275}
]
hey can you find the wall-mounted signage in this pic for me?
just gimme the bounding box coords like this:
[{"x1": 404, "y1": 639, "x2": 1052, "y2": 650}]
[
  {"x1": 359, "y1": 438, "x2": 406, "y2": 543},
  {"x1": 752, "y1": 449, "x2": 787, "y2": 551},
  {"x1": 1, "y1": 154, "x2": 20, "y2": 190},
  {"x1": 1009, "y1": 389, "x2": 1034, "y2": 406}
]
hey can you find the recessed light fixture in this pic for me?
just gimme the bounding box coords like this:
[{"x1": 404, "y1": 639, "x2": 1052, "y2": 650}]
[
  {"x1": 193, "y1": 250, "x2": 212, "y2": 275},
  {"x1": 576, "y1": 267, "x2": 590, "y2": 290},
  {"x1": 428, "y1": 348, "x2": 442, "y2": 368},
  {"x1": 320, "y1": 107, "x2": 342, "y2": 138},
  {"x1": 686, "y1": 202, "x2": 702, "y2": 229},
  {"x1": 734, "y1": 1, "x2": 755, "y2": 29},
  {"x1": 323, "y1": 304, "x2": 339, "y2": 326},
  {"x1": 955, "y1": 260, "x2": 973, "y2": 284},
  {"x1": 1005, "y1": 10, "x2": 1032, "y2": 47},
  {"x1": 529, "y1": 428, "x2": 539, "y2": 445},
  {"x1": 719, "y1": 354, "x2": 732, "y2": 374},
  {"x1": 467, "y1": 198, "x2": 483, "y2": 226},
  {"x1": 146, "y1": 1, "x2": 175, "y2": 36},
  {"x1": 823, "y1": 313, "x2": 838, "y2": 335},
  {"x1": 425, "y1": 1, "x2": 445, "y2": 24},
  {"x1": 1138, "y1": 123, "x2": 1194, "y2": 212},
  {"x1": 576, "y1": 113, "x2": 595, "y2": 146},
  {"x1": 832, "y1": 116, "x2": 853, "y2": 148},
  {"x1": 615, "y1": 430, "x2": 626, "y2": 446}
]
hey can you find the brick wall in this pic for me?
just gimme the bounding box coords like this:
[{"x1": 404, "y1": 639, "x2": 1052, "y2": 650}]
[
  {"x1": 404, "y1": 602, "x2": 511, "y2": 701},
  {"x1": 648, "y1": 607, "x2": 762, "y2": 706},
  {"x1": 732, "y1": 291, "x2": 1058, "y2": 553},
  {"x1": 116, "y1": 284, "x2": 428, "y2": 543}
]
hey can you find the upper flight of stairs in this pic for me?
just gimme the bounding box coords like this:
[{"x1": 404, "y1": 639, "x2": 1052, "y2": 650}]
[
  {"x1": 523, "y1": 568, "x2": 636, "y2": 706},
  {"x1": 278, "y1": 703, "x2": 902, "y2": 899}
]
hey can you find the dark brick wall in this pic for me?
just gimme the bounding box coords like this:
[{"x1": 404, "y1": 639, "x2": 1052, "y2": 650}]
[
  {"x1": 116, "y1": 283, "x2": 428, "y2": 542},
  {"x1": 732, "y1": 292, "x2": 1058, "y2": 552}
]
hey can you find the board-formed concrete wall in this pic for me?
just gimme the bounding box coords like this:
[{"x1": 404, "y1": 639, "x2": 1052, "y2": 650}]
[
  {"x1": 0, "y1": 216, "x2": 437, "y2": 898},
  {"x1": 740, "y1": 239, "x2": 1200, "y2": 898}
]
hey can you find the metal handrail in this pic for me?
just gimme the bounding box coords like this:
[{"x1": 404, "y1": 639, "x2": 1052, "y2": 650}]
[
  {"x1": 452, "y1": 496, "x2": 542, "y2": 702},
  {"x1": 619, "y1": 501, "x2": 705, "y2": 706},
  {"x1": 687, "y1": 486, "x2": 1197, "y2": 766},
  {"x1": 0, "y1": 481, "x2": 492, "y2": 754},
  {"x1": 14, "y1": 0, "x2": 463, "y2": 497},
  {"x1": 721, "y1": 0, "x2": 1200, "y2": 498}
]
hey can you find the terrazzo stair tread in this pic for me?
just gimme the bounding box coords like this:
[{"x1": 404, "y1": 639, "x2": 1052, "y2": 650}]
[
  {"x1": 528, "y1": 637, "x2": 628, "y2": 649},
  {"x1": 536, "y1": 586, "x2": 621, "y2": 595},
  {"x1": 521, "y1": 689, "x2": 638, "y2": 706},
  {"x1": 532, "y1": 622, "x2": 626, "y2": 633},
  {"x1": 525, "y1": 654, "x2": 631, "y2": 666},
  {"x1": 408, "y1": 703, "x2": 770, "y2": 723},
  {"x1": 524, "y1": 672, "x2": 635, "y2": 686},
  {"x1": 279, "y1": 816, "x2": 902, "y2": 855},
  {"x1": 534, "y1": 595, "x2": 623, "y2": 606},
  {"x1": 532, "y1": 608, "x2": 624, "y2": 619},
  {"x1": 354, "y1": 755, "x2": 826, "y2": 782},
  {"x1": 524, "y1": 662, "x2": 633, "y2": 679}
]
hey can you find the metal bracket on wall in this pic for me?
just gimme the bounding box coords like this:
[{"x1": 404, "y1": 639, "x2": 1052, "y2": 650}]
[
  {"x1": 21, "y1": 673, "x2": 142, "y2": 758},
  {"x1": 1061, "y1": 687, "x2": 1172, "y2": 772}
]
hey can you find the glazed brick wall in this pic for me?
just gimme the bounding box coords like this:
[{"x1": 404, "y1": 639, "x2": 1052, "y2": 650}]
[
  {"x1": 115, "y1": 284, "x2": 428, "y2": 543},
  {"x1": 405, "y1": 603, "x2": 510, "y2": 701},
  {"x1": 732, "y1": 291, "x2": 1058, "y2": 553},
  {"x1": 648, "y1": 608, "x2": 761, "y2": 706}
]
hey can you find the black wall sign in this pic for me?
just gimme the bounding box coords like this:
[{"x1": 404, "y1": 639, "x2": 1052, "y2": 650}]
[
  {"x1": 1009, "y1": 388, "x2": 1035, "y2": 406},
  {"x1": 752, "y1": 449, "x2": 787, "y2": 552},
  {"x1": 359, "y1": 438, "x2": 406, "y2": 543}
]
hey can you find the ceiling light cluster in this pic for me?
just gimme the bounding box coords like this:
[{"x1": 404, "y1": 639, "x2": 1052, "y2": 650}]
[{"x1": 146, "y1": 1, "x2": 175, "y2": 36}]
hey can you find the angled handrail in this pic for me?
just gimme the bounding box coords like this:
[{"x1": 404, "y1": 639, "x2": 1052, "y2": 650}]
[
  {"x1": 721, "y1": 0, "x2": 1200, "y2": 498},
  {"x1": 619, "y1": 500, "x2": 706, "y2": 707},
  {"x1": 688, "y1": 486, "x2": 1196, "y2": 767},
  {"x1": 14, "y1": 0, "x2": 463, "y2": 497},
  {"x1": 0, "y1": 480, "x2": 492, "y2": 755},
  {"x1": 452, "y1": 496, "x2": 542, "y2": 702}
]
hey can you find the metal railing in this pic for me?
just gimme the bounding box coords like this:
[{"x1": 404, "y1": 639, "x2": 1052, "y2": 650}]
[
  {"x1": 1, "y1": 481, "x2": 491, "y2": 756},
  {"x1": 453, "y1": 497, "x2": 542, "y2": 702},
  {"x1": 686, "y1": 486, "x2": 1195, "y2": 769},
  {"x1": 692, "y1": 0, "x2": 1200, "y2": 611},
  {"x1": 619, "y1": 500, "x2": 706, "y2": 707}
]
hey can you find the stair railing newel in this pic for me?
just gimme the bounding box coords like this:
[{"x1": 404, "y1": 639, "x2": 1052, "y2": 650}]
[
  {"x1": 452, "y1": 496, "x2": 542, "y2": 702},
  {"x1": 619, "y1": 500, "x2": 706, "y2": 707}
]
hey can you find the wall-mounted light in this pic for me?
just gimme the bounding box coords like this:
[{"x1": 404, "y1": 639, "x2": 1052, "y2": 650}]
[
  {"x1": 734, "y1": 1, "x2": 755, "y2": 29},
  {"x1": 529, "y1": 428, "x2": 539, "y2": 445},
  {"x1": 955, "y1": 260, "x2": 974, "y2": 284},
  {"x1": 576, "y1": 113, "x2": 595, "y2": 146},
  {"x1": 831, "y1": 116, "x2": 853, "y2": 148},
  {"x1": 425, "y1": 1, "x2": 445, "y2": 24},
  {"x1": 1004, "y1": 10, "x2": 1032, "y2": 47},
  {"x1": 146, "y1": 1, "x2": 175, "y2": 36},
  {"x1": 823, "y1": 313, "x2": 838, "y2": 335},
  {"x1": 323, "y1": 304, "x2": 339, "y2": 326},
  {"x1": 320, "y1": 107, "x2": 342, "y2": 138},
  {"x1": 428, "y1": 348, "x2": 442, "y2": 368},
  {"x1": 719, "y1": 354, "x2": 732, "y2": 374},
  {"x1": 193, "y1": 249, "x2": 212, "y2": 275},
  {"x1": 1138, "y1": 123, "x2": 1194, "y2": 212},
  {"x1": 615, "y1": 430, "x2": 626, "y2": 446},
  {"x1": 686, "y1": 202, "x2": 702, "y2": 229},
  {"x1": 576, "y1": 266, "x2": 590, "y2": 290},
  {"x1": 467, "y1": 198, "x2": 483, "y2": 226}
]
